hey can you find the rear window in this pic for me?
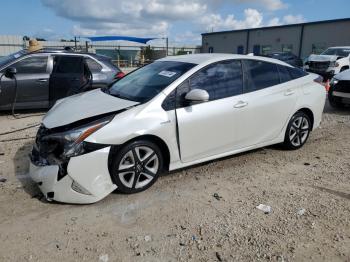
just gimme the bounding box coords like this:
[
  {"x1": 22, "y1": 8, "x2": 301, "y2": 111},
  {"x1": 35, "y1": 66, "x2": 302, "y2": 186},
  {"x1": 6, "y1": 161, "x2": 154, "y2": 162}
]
[
  {"x1": 96, "y1": 56, "x2": 120, "y2": 72},
  {"x1": 243, "y1": 60, "x2": 280, "y2": 92},
  {"x1": 277, "y1": 64, "x2": 292, "y2": 83},
  {"x1": 288, "y1": 67, "x2": 308, "y2": 79},
  {"x1": 86, "y1": 58, "x2": 103, "y2": 73}
]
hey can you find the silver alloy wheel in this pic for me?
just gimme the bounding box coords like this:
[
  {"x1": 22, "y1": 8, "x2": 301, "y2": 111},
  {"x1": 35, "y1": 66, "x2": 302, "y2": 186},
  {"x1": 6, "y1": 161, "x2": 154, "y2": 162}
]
[
  {"x1": 118, "y1": 146, "x2": 159, "y2": 189},
  {"x1": 289, "y1": 116, "x2": 310, "y2": 147}
]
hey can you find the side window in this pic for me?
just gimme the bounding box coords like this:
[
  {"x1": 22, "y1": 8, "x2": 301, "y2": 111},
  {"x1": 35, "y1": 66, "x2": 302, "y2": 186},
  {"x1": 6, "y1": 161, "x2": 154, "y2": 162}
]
[
  {"x1": 162, "y1": 89, "x2": 176, "y2": 111},
  {"x1": 189, "y1": 60, "x2": 243, "y2": 101},
  {"x1": 86, "y1": 58, "x2": 103, "y2": 73},
  {"x1": 53, "y1": 56, "x2": 84, "y2": 74},
  {"x1": 11, "y1": 56, "x2": 48, "y2": 74},
  {"x1": 161, "y1": 81, "x2": 190, "y2": 111},
  {"x1": 277, "y1": 64, "x2": 292, "y2": 83},
  {"x1": 243, "y1": 60, "x2": 280, "y2": 93},
  {"x1": 288, "y1": 67, "x2": 308, "y2": 79}
]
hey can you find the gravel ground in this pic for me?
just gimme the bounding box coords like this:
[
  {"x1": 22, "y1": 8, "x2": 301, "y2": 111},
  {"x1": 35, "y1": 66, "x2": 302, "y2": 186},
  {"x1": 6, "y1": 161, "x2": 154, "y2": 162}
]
[{"x1": 0, "y1": 102, "x2": 349, "y2": 262}]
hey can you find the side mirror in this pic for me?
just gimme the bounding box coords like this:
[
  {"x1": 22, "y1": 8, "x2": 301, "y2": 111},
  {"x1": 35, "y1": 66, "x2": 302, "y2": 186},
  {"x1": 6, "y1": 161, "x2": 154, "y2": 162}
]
[
  {"x1": 184, "y1": 89, "x2": 209, "y2": 104},
  {"x1": 5, "y1": 67, "x2": 17, "y2": 79}
]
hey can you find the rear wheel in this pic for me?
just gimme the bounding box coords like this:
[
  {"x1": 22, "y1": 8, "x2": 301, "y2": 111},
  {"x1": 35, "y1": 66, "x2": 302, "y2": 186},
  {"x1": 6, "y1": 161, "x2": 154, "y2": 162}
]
[
  {"x1": 283, "y1": 112, "x2": 311, "y2": 150},
  {"x1": 110, "y1": 140, "x2": 163, "y2": 194}
]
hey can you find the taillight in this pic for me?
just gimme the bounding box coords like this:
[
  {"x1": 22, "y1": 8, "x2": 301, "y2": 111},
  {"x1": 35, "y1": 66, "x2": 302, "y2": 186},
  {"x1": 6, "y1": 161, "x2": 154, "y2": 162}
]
[
  {"x1": 313, "y1": 76, "x2": 329, "y2": 91},
  {"x1": 115, "y1": 72, "x2": 125, "y2": 79}
]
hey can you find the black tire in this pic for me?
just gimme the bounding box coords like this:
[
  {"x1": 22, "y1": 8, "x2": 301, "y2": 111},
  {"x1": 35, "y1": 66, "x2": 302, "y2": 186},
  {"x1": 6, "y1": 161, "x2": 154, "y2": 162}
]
[
  {"x1": 328, "y1": 87, "x2": 345, "y2": 109},
  {"x1": 110, "y1": 140, "x2": 163, "y2": 194},
  {"x1": 283, "y1": 112, "x2": 312, "y2": 150}
]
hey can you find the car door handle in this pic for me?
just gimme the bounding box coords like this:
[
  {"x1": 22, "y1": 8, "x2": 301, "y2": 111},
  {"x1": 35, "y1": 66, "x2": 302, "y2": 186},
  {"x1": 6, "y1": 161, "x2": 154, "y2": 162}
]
[
  {"x1": 234, "y1": 101, "x2": 248, "y2": 108},
  {"x1": 284, "y1": 90, "x2": 295, "y2": 96},
  {"x1": 37, "y1": 79, "x2": 48, "y2": 83}
]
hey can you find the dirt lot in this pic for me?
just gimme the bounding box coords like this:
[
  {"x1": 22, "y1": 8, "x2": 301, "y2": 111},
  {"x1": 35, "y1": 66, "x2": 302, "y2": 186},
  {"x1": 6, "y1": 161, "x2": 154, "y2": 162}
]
[{"x1": 0, "y1": 102, "x2": 350, "y2": 262}]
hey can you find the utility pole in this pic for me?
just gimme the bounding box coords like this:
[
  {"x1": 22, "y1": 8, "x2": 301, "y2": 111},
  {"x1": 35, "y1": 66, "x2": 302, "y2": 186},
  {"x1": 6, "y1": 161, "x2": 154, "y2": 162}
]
[
  {"x1": 74, "y1": 36, "x2": 77, "y2": 50},
  {"x1": 166, "y1": 37, "x2": 168, "y2": 56}
]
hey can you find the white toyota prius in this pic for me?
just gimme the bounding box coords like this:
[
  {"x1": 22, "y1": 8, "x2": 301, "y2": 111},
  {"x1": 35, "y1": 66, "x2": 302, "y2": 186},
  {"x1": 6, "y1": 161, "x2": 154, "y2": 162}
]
[{"x1": 29, "y1": 54, "x2": 326, "y2": 204}]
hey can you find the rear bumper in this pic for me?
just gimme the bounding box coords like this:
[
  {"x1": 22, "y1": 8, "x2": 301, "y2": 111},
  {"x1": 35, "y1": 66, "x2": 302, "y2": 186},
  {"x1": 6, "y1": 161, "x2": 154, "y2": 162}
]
[{"x1": 29, "y1": 146, "x2": 117, "y2": 204}]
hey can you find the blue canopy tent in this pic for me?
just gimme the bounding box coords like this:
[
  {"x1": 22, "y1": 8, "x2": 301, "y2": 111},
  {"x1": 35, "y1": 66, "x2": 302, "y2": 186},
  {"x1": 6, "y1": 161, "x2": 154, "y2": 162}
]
[
  {"x1": 84, "y1": 35, "x2": 168, "y2": 62},
  {"x1": 86, "y1": 36, "x2": 157, "y2": 44}
]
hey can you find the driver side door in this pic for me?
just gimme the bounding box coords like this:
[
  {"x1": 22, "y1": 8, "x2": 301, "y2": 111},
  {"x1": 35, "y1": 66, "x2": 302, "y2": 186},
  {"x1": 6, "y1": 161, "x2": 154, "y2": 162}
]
[{"x1": 176, "y1": 60, "x2": 245, "y2": 163}]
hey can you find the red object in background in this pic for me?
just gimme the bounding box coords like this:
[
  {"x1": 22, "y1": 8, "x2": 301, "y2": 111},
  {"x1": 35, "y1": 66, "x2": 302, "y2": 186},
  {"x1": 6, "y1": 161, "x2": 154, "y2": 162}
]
[
  {"x1": 313, "y1": 76, "x2": 329, "y2": 91},
  {"x1": 324, "y1": 79, "x2": 330, "y2": 92},
  {"x1": 115, "y1": 72, "x2": 125, "y2": 79}
]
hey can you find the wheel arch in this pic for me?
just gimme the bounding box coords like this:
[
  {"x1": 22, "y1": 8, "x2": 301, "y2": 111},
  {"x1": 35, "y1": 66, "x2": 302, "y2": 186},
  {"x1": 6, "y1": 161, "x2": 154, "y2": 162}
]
[
  {"x1": 340, "y1": 65, "x2": 349, "y2": 72},
  {"x1": 108, "y1": 134, "x2": 171, "y2": 173},
  {"x1": 296, "y1": 107, "x2": 314, "y2": 130}
]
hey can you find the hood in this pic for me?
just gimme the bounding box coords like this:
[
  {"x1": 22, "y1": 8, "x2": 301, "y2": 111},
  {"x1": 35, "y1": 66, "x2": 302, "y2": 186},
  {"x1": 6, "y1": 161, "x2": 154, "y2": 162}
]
[
  {"x1": 308, "y1": 54, "x2": 338, "y2": 62},
  {"x1": 43, "y1": 89, "x2": 139, "y2": 129},
  {"x1": 334, "y1": 69, "x2": 350, "y2": 81}
]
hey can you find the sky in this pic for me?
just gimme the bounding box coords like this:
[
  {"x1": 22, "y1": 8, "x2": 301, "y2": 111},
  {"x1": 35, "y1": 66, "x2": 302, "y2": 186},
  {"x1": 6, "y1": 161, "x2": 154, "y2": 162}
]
[{"x1": 0, "y1": 0, "x2": 349, "y2": 46}]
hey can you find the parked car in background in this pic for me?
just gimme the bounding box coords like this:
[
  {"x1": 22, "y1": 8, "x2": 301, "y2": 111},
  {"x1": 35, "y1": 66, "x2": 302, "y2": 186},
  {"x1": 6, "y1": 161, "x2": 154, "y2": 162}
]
[
  {"x1": 304, "y1": 46, "x2": 350, "y2": 79},
  {"x1": 329, "y1": 69, "x2": 350, "y2": 108},
  {"x1": 0, "y1": 49, "x2": 124, "y2": 110},
  {"x1": 265, "y1": 52, "x2": 303, "y2": 67},
  {"x1": 29, "y1": 54, "x2": 326, "y2": 204}
]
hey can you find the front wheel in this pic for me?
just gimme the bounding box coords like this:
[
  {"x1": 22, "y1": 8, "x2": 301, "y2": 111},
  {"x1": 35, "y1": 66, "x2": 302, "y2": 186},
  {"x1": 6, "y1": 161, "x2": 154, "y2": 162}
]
[
  {"x1": 283, "y1": 112, "x2": 311, "y2": 150},
  {"x1": 110, "y1": 140, "x2": 163, "y2": 194}
]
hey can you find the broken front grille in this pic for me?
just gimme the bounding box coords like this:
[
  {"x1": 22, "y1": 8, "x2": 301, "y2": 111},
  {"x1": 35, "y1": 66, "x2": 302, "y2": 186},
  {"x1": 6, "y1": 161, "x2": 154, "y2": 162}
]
[{"x1": 309, "y1": 61, "x2": 330, "y2": 71}]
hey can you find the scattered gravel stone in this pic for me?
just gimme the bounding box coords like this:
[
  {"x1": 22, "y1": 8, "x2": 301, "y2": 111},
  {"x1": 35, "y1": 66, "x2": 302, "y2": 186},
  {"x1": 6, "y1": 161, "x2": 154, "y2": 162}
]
[
  {"x1": 144, "y1": 235, "x2": 152, "y2": 242},
  {"x1": 256, "y1": 204, "x2": 272, "y2": 214},
  {"x1": 216, "y1": 251, "x2": 223, "y2": 261},
  {"x1": 297, "y1": 208, "x2": 306, "y2": 216},
  {"x1": 99, "y1": 254, "x2": 109, "y2": 262},
  {"x1": 213, "y1": 193, "x2": 222, "y2": 201}
]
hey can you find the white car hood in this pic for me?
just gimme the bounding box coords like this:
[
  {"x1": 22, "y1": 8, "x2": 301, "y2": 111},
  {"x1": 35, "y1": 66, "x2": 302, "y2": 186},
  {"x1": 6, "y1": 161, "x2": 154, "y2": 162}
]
[
  {"x1": 43, "y1": 89, "x2": 139, "y2": 128},
  {"x1": 334, "y1": 69, "x2": 350, "y2": 81},
  {"x1": 308, "y1": 54, "x2": 338, "y2": 62}
]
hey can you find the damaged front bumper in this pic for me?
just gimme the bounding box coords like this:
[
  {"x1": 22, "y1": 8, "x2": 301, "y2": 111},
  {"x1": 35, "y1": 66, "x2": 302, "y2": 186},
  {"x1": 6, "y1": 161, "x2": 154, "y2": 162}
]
[{"x1": 29, "y1": 146, "x2": 117, "y2": 204}]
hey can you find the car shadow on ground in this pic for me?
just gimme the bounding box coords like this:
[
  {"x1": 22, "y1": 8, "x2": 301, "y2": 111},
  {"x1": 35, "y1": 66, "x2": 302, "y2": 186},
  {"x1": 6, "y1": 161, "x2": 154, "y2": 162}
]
[
  {"x1": 13, "y1": 140, "x2": 46, "y2": 201},
  {"x1": 323, "y1": 99, "x2": 350, "y2": 115}
]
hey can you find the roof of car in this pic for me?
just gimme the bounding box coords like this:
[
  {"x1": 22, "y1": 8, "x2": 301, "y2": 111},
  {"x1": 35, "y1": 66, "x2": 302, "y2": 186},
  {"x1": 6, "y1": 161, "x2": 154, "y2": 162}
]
[
  {"x1": 328, "y1": 46, "x2": 350, "y2": 49},
  {"x1": 28, "y1": 48, "x2": 110, "y2": 59},
  {"x1": 158, "y1": 53, "x2": 292, "y2": 67}
]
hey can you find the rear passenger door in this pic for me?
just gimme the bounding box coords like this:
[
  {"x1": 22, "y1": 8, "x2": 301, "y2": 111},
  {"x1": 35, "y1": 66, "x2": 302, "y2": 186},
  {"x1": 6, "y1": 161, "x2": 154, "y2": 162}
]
[
  {"x1": 233, "y1": 60, "x2": 298, "y2": 148},
  {"x1": 49, "y1": 55, "x2": 88, "y2": 105}
]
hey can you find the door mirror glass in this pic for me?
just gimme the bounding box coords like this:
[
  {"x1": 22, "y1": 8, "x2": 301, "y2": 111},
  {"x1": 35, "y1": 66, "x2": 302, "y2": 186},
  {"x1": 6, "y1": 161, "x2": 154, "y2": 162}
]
[
  {"x1": 185, "y1": 89, "x2": 209, "y2": 103},
  {"x1": 5, "y1": 67, "x2": 17, "y2": 79}
]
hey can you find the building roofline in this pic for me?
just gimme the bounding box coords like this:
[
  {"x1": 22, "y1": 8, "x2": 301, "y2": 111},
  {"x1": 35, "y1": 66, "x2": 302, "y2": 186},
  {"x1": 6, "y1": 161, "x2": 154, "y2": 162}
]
[{"x1": 201, "y1": 17, "x2": 350, "y2": 36}]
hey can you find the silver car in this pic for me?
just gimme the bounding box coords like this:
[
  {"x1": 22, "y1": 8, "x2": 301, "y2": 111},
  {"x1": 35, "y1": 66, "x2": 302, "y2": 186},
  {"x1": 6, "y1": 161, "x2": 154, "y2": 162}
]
[{"x1": 0, "y1": 49, "x2": 123, "y2": 110}]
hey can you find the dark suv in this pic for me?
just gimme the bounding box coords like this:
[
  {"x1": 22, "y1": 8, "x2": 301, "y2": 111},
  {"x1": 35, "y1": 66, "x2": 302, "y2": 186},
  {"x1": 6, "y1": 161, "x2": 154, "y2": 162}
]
[{"x1": 0, "y1": 49, "x2": 123, "y2": 110}]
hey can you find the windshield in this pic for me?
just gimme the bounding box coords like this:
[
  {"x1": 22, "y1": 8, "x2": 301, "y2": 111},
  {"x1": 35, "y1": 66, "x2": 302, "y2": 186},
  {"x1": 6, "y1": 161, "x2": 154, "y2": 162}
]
[
  {"x1": 0, "y1": 50, "x2": 27, "y2": 68},
  {"x1": 321, "y1": 48, "x2": 350, "y2": 57},
  {"x1": 108, "y1": 61, "x2": 196, "y2": 102}
]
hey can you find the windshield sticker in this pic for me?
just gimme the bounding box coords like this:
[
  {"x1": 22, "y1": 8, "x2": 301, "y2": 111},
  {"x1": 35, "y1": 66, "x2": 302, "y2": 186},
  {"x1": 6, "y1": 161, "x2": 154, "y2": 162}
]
[
  {"x1": 158, "y1": 70, "x2": 177, "y2": 78},
  {"x1": 14, "y1": 54, "x2": 21, "y2": 58}
]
